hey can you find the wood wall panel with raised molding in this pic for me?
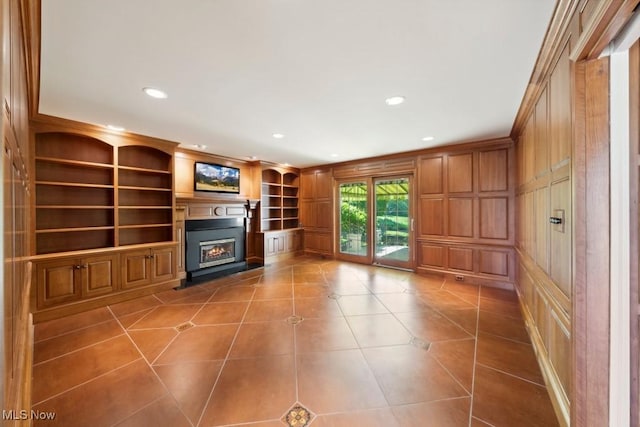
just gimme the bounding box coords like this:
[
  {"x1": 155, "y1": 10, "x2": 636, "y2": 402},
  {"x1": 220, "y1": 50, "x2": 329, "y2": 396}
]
[
  {"x1": 512, "y1": 5, "x2": 583, "y2": 424},
  {"x1": 416, "y1": 142, "x2": 515, "y2": 285},
  {"x1": 299, "y1": 168, "x2": 333, "y2": 256},
  {"x1": 3, "y1": 0, "x2": 36, "y2": 420}
]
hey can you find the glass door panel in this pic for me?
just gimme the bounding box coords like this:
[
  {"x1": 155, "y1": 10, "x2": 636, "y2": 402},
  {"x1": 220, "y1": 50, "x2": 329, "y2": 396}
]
[
  {"x1": 374, "y1": 177, "x2": 411, "y2": 268},
  {"x1": 339, "y1": 182, "x2": 368, "y2": 257}
]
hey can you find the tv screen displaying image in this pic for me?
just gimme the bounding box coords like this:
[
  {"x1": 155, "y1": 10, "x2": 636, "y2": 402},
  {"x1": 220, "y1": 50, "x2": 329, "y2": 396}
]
[{"x1": 194, "y1": 162, "x2": 240, "y2": 194}]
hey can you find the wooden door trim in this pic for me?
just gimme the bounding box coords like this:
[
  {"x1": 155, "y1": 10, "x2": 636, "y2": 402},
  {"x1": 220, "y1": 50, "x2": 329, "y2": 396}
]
[{"x1": 572, "y1": 56, "x2": 611, "y2": 427}]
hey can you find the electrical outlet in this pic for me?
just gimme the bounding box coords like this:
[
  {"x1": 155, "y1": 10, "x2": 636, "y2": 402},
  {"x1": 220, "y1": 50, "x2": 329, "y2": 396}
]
[{"x1": 455, "y1": 275, "x2": 464, "y2": 282}]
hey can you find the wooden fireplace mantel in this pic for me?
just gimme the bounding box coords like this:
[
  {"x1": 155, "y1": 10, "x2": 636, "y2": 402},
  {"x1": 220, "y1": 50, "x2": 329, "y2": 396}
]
[{"x1": 177, "y1": 198, "x2": 259, "y2": 221}]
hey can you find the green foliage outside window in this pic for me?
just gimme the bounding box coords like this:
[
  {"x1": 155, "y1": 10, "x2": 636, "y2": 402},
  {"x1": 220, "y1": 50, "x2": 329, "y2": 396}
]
[{"x1": 340, "y1": 202, "x2": 367, "y2": 235}]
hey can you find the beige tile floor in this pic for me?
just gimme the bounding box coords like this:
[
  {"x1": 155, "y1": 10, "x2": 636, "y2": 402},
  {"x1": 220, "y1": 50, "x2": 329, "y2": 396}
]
[{"x1": 31, "y1": 257, "x2": 559, "y2": 427}]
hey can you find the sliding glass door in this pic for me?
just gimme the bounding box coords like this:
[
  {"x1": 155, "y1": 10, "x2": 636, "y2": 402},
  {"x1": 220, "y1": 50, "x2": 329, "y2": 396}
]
[
  {"x1": 338, "y1": 176, "x2": 413, "y2": 269},
  {"x1": 338, "y1": 181, "x2": 368, "y2": 258},
  {"x1": 374, "y1": 177, "x2": 412, "y2": 269}
]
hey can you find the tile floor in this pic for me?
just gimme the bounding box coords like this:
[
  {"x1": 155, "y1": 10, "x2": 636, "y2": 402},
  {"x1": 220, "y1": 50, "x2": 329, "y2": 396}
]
[{"x1": 31, "y1": 257, "x2": 560, "y2": 427}]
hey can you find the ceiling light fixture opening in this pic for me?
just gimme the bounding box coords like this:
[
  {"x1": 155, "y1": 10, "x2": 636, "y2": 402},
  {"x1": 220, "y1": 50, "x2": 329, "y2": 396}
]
[
  {"x1": 192, "y1": 144, "x2": 207, "y2": 150},
  {"x1": 385, "y1": 96, "x2": 405, "y2": 106},
  {"x1": 272, "y1": 133, "x2": 285, "y2": 139},
  {"x1": 422, "y1": 136, "x2": 435, "y2": 142},
  {"x1": 143, "y1": 87, "x2": 168, "y2": 99}
]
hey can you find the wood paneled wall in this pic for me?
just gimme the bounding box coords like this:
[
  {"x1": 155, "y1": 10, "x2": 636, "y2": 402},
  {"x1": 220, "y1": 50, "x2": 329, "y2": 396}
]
[
  {"x1": 299, "y1": 168, "x2": 333, "y2": 256},
  {"x1": 514, "y1": 21, "x2": 574, "y2": 427},
  {"x1": 300, "y1": 139, "x2": 515, "y2": 287},
  {"x1": 174, "y1": 148, "x2": 258, "y2": 200},
  {"x1": 417, "y1": 142, "x2": 515, "y2": 285},
  {"x1": 2, "y1": 0, "x2": 35, "y2": 419},
  {"x1": 513, "y1": 1, "x2": 640, "y2": 426},
  {"x1": 510, "y1": 1, "x2": 629, "y2": 424}
]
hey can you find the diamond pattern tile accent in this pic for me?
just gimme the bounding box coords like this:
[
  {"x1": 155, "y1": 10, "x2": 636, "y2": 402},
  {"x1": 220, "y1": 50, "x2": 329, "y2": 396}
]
[
  {"x1": 286, "y1": 315, "x2": 304, "y2": 325},
  {"x1": 282, "y1": 403, "x2": 314, "y2": 427},
  {"x1": 410, "y1": 336, "x2": 431, "y2": 350},
  {"x1": 176, "y1": 321, "x2": 195, "y2": 332}
]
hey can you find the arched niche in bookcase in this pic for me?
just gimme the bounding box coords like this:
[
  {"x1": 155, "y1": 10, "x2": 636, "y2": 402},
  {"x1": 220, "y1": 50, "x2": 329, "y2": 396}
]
[
  {"x1": 260, "y1": 167, "x2": 299, "y2": 231},
  {"x1": 33, "y1": 132, "x2": 176, "y2": 254},
  {"x1": 117, "y1": 145, "x2": 174, "y2": 246},
  {"x1": 34, "y1": 132, "x2": 116, "y2": 254}
]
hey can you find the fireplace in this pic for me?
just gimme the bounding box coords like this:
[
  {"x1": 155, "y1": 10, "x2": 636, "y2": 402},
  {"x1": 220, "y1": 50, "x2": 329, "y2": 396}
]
[
  {"x1": 185, "y1": 217, "x2": 247, "y2": 281},
  {"x1": 199, "y1": 238, "x2": 236, "y2": 268}
]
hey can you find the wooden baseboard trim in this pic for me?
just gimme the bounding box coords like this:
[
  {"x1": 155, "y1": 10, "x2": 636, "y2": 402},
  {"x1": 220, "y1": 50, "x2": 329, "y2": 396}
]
[
  {"x1": 32, "y1": 279, "x2": 180, "y2": 323},
  {"x1": 416, "y1": 266, "x2": 514, "y2": 289},
  {"x1": 516, "y1": 287, "x2": 570, "y2": 427}
]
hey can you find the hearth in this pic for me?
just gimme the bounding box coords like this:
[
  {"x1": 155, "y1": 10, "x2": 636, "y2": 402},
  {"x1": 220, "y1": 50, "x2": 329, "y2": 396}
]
[{"x1": 185, "y1": 217, "x2": 247, "y2": 281}]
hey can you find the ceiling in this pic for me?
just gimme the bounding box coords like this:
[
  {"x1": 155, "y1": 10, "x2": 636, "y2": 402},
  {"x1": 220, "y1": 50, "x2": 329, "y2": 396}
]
[{"x1": 39, "y1": 0, "x2": 556, "y2": 168}]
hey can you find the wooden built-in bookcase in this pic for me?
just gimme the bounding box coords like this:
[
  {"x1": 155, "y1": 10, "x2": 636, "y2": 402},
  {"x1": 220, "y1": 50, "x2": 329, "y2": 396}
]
[
  {"x1": 256, "y1": 165, "x2": 302, "y2": 263},
  {"x1": 34, "y1": 132, "x2": 174, "y2": 254},
  {"x1": 117, "y1": 145, "x2": 173, "y2": 246},
  {"x1": 35, "y1": 133, "x2": 116, "y2": 254},
  {"x1": 29, "y1": 119, "x2": 180, "y2": 322},
  {"x1": 260, "y1": 167, "x2": 299, "y2": 231}
]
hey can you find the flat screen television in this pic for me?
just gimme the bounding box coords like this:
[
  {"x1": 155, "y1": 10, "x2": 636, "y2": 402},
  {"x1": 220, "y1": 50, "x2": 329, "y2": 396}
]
[{"x1": 194, "y1": 161, "x2": 240, "y2": 194}]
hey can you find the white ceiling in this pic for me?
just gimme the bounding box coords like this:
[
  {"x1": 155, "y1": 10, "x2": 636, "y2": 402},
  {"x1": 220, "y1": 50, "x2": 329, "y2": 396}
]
[{"x1": 39, "y1": 0, "x2": 556, "y2": 168}]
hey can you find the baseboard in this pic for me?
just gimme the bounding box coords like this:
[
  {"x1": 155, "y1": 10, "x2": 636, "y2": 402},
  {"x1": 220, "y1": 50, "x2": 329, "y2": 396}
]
[
  {"x1": 32, "y1": 279, "x2": 180, "y2": 323},
  {"x1": 516, "y1": 287, "x2": 570, "y2": 427}
]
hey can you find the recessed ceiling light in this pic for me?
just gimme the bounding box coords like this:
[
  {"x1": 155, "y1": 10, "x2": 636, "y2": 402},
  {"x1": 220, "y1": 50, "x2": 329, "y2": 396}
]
[
  {"x1": 385, "y1": 96, "x2": 405, "y2": 106},
  {"x1": 331, "y1": 153, "x2": 339, "y2": 158},
  {"x1": 249, "y1": 155, "x2": 258, "y2": 160},
  {"x1": 143, "y1": 87, "x2": 168, "y2": 99},
  {"x1": 192, "y1": 144, "x2": 207, "y2": 150},
  {"x1": 272, "y1": 133, "x2": 285, "y2": 139},
  {"x1": 105, "y1": 124, "x2": 125, "y2": 131},
  {"x1": 422, "y1": 136, "x2": 435, "y2": 142}
]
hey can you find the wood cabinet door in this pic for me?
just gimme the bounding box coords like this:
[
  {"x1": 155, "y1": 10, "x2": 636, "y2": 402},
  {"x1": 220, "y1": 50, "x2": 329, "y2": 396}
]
[
  {"x1": 152, "y1": 246, "x2": 176, "y2": 282},
  {"x1": 265, "y1": 234, "x2": 286, "y2": 256},
  {"x1": 83, "y1": 255, "x2": 118, "y2": 297},
  {"x1": 286, "y1": 230, "x2": 301, "y2": 253},
  {"x1": 265, "y1": 235, "x2": 279, "y2": 257},
  {"x1": 36, "y1": 259, "x2": 82, "y2": 309},
  {"x1": 121, "y1": 249, "x2": 152, "y2": 289}
]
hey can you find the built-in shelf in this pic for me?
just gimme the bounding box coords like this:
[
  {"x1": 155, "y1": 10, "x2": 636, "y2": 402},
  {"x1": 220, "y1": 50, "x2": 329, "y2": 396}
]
[
  {"x1": 33, "y1": 132, "x2": 174, "y2": 254},
  {"x1": 260, "y1": 167, "x2": 299, "y2": 232}
]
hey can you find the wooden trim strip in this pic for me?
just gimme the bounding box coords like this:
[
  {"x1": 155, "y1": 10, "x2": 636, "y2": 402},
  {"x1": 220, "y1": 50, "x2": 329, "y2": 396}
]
[
  {"x1": 572, "y1": 56, "x2": 611, "y2": 427},
  {"x1": 570, "y1": 0, "x2": 640, "y2": 61}
]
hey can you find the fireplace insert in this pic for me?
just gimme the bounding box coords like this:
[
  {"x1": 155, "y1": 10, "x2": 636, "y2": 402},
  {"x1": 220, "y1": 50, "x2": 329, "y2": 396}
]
[{"x1": 185, "y1": 217, "x2": 246, "y2": 281}]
